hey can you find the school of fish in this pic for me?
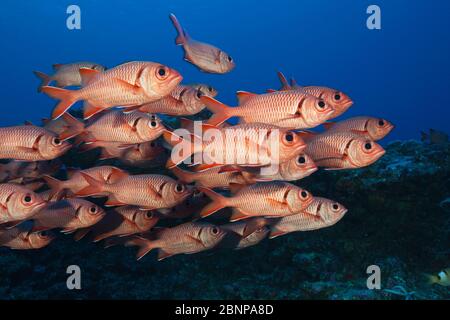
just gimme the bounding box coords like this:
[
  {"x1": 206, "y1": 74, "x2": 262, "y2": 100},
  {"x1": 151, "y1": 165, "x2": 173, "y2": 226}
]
[{"x1": 0, "y1": 14, "x2": 395, "y2": 262}]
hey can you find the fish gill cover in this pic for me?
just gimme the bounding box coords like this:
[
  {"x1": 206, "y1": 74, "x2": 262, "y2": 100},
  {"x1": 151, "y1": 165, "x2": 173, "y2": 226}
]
[{"x1": 0, "y1": 0, "x2": 449, "y2": 300}]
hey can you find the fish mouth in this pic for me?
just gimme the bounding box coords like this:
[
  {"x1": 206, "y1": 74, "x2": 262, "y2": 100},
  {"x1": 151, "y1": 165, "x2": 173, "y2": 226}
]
[
  {"x1": 372, "y1": 148, "x2": 386, "y2": 161},
  {"x1": 304, "y1": 165, "x2": 318, "y2": 177},
  {"x1": 59, "y1": 143, "x2": 73, "y2": 155}
]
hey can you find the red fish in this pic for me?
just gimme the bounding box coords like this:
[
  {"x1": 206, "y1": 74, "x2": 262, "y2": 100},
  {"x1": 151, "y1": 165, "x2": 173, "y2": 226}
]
[
  {"x1": 41, "y1": 61, "x2": 182, "y2": 120},
  {"x1": 323, "y1": 116, "x2": 394, "y2": 141},
  {"x1": 202, "y1": 90, "x2": 334, "y2": 129},
  {"x1": 32, "y1": 198, "x2": 105, "y2": 233},
  {"x1": 33, "y1": 62, "x2": 105, "y2": 92},
  {"x1": 0, "y1": 183, "x2": 46, "y2": 225},
  {"x1": 74, "y1": 206, "x2": 159, "y2": 242},
  {"x1": 106, "y1": 222, "x2": 226, "y2": 260},
  {"x1": 76, "y1": 172, "x2": 192, "y2": 210},
  {"x1": 170, "y1": 14, "x2": 235, "y2": 74},
  {"x1": 0, "y1": 125, "x2": 71, "y2": 161},
  {"x1": 198, "y1": 182, "x2": 313, "y2": 221},
  {"x1": 0, "y1": 227, "x2": 55, "y2": 250},
  {"x1": 269, "y1": 197, "x2": 347, "y2": 238}
]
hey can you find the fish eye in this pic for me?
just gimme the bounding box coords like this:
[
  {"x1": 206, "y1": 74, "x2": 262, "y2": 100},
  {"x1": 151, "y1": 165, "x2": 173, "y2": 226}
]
[
  {"x1": 156, "y1": 66, "x2": 168, "y2": 79},
  {"x1": 332, "y1": 203, "x2": 339, "y2": 210},
  {"x1": 378, "y1": 119, "x2": 385, "y2": 126},
  {"x1": 300, "y1": 190, "x2": 308, "y2": 199},
  {"x1": 175, "y1": 183, "x2": 185, "y2": 193},
  {"x1": 317, "y1": 100, "x2": 326, "y2": 108},
  {"x1": 297, "y1": 155, "x2": 306, "y2": 164},
  {"x1": 196, "y1": 90, "x2": 203, "y2": 99},
  {"x1": 24, "y1": 195, "x2": 32, "y2": 203},
  {"x1": 39, "y1": 231, "x2": 48, "y2": 237},
  {"x1": 284, "y1": 132, "x2": 294, "y2": 143},
  {"x1": 208, "y1": 86, "x2": 213, "y2": 92},
  {"x1": 364, "y1": 142, "x2": 372, "y2": 150},
  {"x1": 145, "y1": 211, "x2": 153, "y2": 218},
  {"x1": 89, "y1": 206, "x2": 97, "y2": 214},
  {"x1": 149, "y1": 121, "x2": 158, "y2": 128},
  {"x1": 334, "y1": 93, "x2": 341, "y2": 101},
  {"x1": 212, "y1": 227, "x2": 219, "y2": 235},
  {"x1": 227, "y1": 55, "x2": 233, "y2": 62},
  {"x1": 53, "y1": 138, "x2": 61, "y2": 145}
]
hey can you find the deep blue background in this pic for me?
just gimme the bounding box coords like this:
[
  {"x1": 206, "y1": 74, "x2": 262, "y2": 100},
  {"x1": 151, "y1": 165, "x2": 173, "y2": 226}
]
[{"x1": 0, "y1": 0, "x2": 449, "y2": 142}]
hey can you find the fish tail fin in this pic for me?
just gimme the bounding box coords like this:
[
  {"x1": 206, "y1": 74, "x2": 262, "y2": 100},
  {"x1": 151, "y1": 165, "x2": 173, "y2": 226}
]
[
  {"x1": 59, "y1": 113, "x2": 85, "y2": 141},
  {"x1": 277, "y1": 71, "x2": 291, "y2": 90},
  {"x1": 170, "y1": 166, "x2": 195, "y2": 183},
  {"x1": 425, "y1": 273, "x2": 438, "y2": 285},
  {"x1": 33, "y1": 71, "x2": 52, "y2": 92},
  {"x1": 75, "y1": 172, "x2": 105, "y2": 197},
  {"x1": 198, "y1": 186, "x2": 230, "y2": 218},
  {"x1": 41, "y1": 86, "x2": 78, "y2": 120},
  {"x1": 169, "y1": 13, "x2": 188, "y2": 45},
  {"x1": 163, "y1": 130, "x2": 197, "y2": 168},
  {"x1": 42, "y1": 175, "x2": 65, "y2": 197},
  {"x1": 201, "y1": 96, "x2": 234, "y2": 126},
  {"x1": 106, "y1": 236, "x2": 156, "y2": 261},
  {"x1": 420, "y1": 131, "x2": 428, "y2": 142}
]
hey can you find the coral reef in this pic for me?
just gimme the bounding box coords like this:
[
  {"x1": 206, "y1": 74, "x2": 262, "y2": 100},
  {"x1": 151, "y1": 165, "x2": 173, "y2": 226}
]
[{"x1": 0, "y1": 140, "x2": 448, "y2": 299}]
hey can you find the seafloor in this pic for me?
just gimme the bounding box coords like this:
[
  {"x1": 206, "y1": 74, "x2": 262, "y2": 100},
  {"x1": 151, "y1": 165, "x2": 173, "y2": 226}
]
[{"x1": 0, "y1": 139, "x2": 449, "y2": 300}]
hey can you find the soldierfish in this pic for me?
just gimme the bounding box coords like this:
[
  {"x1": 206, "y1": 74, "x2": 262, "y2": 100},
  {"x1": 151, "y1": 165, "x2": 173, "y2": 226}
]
[
  {"x1": 157, "y1": 190, "x2": 210, "y2": 220},
  {"x1": 106, "y1": 221, "x2": 227, "y2": 260},
  {"x1": 170, "y1": 165, "x2": 251, "y2": 189},
  {"x1": 173, "y1": 83, "x2": 218, "y2": 99},
  {"x1": 41, "y1": 61, "x2": 182, "y2": 120},
  {"x1": 198, "y1": 182, "x2": 313, "y2": 221},
  {"x1": 0, "y1": 159, "x2": 61, "y2": 183},
  {"x1": 76, "y1": 172, "x2": 192, "y2": 210},
  {"x1": 164, "y1": 122, "x2": 306, "y2": 170},
  {"x1": 74, "y1": 206, "x2": 159, "y2": 242},
  {"x1": 169, "y1": 14, "x2": 235, "y2": 74},
  {"x1": 323, "y1": 116, "x2": 394, "y2": 141},
  {"x1": 221, "y1": 218, "x2": 270, "y2": 249},
  {"x1": 0, "y1": 227, "x2": 55, "y2": 250},
  {"x1": 234, "y1": 153, "x2": 318, "y2": 182},
  {"x1": 138, "y1": 87, "x2": 206, "y2": 116},
  {"x1": 31, "y1": 198, "x2": 105, "y2": 233},
  {"x1": 0, "y1": 125, "x2": 71, "y2": 161},
  {"x1": 58, "y1": 110, "x2": 166, "y2": 143},
  {"x1": 269, "y1": 197, "x2": 347, "y2": 238},
  {"x1": 0, "y1": 183, "x2": 46, "y2": 224},
  {"x1": 303, "y1": 131, "x2": 385, "y2": 169},
  {"x1": 43, "y1": 166, "x2": 128, "y2": 198},
  {"x1": 202, "y1": 90, "x2": 334, "y2": 129},
  {"x1": 427, "y1": 268, "x2": 450, "y2": 286},
  {"x1": 33, "y1": 62, "x2": 105, "y2": 92},
  {"x1": 272, "y1": 71, "x2": 353, "y2": 118}
]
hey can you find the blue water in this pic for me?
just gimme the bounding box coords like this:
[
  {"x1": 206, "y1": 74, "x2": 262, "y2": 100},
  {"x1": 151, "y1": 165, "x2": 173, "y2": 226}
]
[{"x1": 0, "y1": 0, "x2": 449, "y2": 142}]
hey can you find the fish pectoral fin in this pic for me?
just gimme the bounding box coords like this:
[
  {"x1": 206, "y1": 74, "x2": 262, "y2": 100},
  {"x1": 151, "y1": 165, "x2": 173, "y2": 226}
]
[
  {"x1": 111, "y1": 78, "x2": 144, "y2": 95},
  {"x1": 350, "y1": 129, "x2": 368, "y2": 135},
  {"x1": 157, "y1": 249, "x2": 174, "y2": 261},
  {"x1": 266, "y1": 198, "x2": 288, "y2": 210}
]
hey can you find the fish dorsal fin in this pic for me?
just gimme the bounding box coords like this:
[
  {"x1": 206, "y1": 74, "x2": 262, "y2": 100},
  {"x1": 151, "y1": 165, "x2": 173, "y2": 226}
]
[
  {"x1": 236, "y1": 91, "x2": 257, "y2": 105},
  {"x1": 290, "y1": 78, "x2": 301, "y2": 88},
  {"x1": 79, "y1": 68, "x2": 100, "y2": 86},
  {"x1": 323, "y1": 122, "x2": 336, "y2": 130},
  {"x1": 107, "y1": 167, "x2": 129, "y2": 183},
  {"x1": 52, "y1": 64, "x2": 63, "y2": 71},
  {"x1": 298, "y1": 130, "x2": 317, "y2": 140},
  {"x1": 228, "y1": 183, "x2": 245, "y2": 194},
  {"x1": 277, "y1": 71, "x2": 291, "y2": 90},
  {"x1": 266, "y1": 89, "x2": 277, "y2": 93},
  {"x1": 24, "y1": 120, "x2": 33, "y2": 126}
]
